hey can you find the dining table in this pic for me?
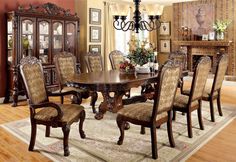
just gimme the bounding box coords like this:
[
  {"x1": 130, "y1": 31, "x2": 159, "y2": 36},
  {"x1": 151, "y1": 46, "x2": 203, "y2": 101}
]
[{"x1": 67, "y1": 70, "x2": 159, "y2": 120}]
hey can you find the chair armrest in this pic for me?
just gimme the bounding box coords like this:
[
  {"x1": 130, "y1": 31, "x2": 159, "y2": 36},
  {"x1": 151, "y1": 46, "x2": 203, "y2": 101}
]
[{"x1": 30, "y1": 102, "x2": 63, "y2": 122}]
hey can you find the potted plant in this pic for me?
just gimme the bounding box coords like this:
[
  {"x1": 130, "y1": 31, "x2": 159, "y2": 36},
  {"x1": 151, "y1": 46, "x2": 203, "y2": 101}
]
[{"x1": 213, "y1": 19, "x2": 231, "y2": 40}]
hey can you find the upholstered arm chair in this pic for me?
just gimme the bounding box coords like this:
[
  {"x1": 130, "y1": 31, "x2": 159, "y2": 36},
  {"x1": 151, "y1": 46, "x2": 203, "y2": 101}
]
[
  {"x1": 182, "y1": 54, "x2": 228, "y2": 122},
  {"x1": 54, "y1": 52, "x2": 98, "y2": 113},
  {"x1": 19, "y1": 56, "x2": 86, "y2": 156},
  {"x1": 116, "y1": 60, "x2": 180, "y2": 159},
  {"x1": 173, "y1": 56, "x2": 211, "y2": 138}
]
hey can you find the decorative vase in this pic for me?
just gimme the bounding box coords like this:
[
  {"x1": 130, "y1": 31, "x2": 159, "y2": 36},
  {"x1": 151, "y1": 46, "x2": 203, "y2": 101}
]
[
  {"x1": 8, "y1": 36, "x2": 13, "y2": 48},
  {"x1": 22, "y1": 36, "x2": 29, "y2": 49},
  {"x1": 216, "y1": 32, "x2": 224, "y2": 40}
]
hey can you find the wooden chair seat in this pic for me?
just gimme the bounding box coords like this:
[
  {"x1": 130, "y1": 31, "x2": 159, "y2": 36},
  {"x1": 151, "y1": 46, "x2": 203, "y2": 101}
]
[
  {"x1": 118, "y1": 103, "x2": 168, "y2": 122},
  {"x1": 173, "y1": 94, "x2": 199, "y2": 109},
  {"x1": 34, "y1": 104, "x2": 84, "y2": 124}
]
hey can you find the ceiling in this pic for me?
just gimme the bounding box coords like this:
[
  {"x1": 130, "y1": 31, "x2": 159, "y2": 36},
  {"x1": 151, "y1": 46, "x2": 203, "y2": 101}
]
[{"x1": 120, "y1": 0, "x2": 196, "y2": 6}]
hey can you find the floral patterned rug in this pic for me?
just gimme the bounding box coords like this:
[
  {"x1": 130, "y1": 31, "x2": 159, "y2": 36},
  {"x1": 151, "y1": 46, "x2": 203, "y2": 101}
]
[{"x1": 1, "y1": 101, "x2": 235, "y2": 162}]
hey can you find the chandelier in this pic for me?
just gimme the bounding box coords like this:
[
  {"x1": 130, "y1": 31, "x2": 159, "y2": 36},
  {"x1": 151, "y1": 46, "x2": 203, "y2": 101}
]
[{"x1": 112, "y1": 0, "x2": 163, "y2": 33}]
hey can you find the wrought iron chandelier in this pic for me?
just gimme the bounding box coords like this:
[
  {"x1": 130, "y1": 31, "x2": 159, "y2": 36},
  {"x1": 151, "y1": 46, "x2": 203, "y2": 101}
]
[{"x1": 113, "y1": 0, "x2": 163, "y2": 33}]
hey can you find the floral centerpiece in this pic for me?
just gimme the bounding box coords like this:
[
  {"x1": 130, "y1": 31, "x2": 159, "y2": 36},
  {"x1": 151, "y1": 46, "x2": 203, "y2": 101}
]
[
  {"x1": 213, "y1": 19, "x2": 231, "y2": 40},
  {"x1": 119, "y1": 60, "x2": 135, "y2": 74},
  {"x1": 127, "y1": 35, "x2": 155, "y2": 66}
]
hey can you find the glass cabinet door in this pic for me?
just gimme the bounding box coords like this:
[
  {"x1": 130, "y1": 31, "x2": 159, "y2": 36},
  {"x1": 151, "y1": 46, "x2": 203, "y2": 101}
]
[
  {"x1": 65, "y1": 22, "x2": 76, "y2": 54},
  {"x1": 52, "y1": 22, "x2": 63, "y2": 53},
  {"x1": 38, "y1": 20, "x2": 50, "y2": 64},
  {"x1": 7, "y1": 20, "x2": 13, "y2": 63},
  {"x1": 21, "y1": 19, "x2": 34, "y2": 58}
]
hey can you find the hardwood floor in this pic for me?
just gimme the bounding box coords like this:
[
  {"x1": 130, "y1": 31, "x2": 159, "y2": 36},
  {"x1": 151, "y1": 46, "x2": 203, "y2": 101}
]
[{"x1": 0, "y1": 80, "x2": 235, "y2": 161}]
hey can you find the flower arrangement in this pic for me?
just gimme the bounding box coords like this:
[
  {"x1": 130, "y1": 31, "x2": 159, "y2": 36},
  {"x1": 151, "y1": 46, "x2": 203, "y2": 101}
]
[
  {"x1": 213, "y1": 19, "x2": 231, "y2": 33},
  {"x1": 127, "y1": 35, "x2": 155, "y2": 66},
  {"x1": 119, "y1": 61, "x2": 135, "y2": 74}
]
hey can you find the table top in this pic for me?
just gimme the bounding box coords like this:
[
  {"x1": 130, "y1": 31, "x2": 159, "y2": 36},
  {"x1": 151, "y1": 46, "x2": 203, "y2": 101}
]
[{"x1": 67, "y1": 70, "x2": 158, "y2": 91}]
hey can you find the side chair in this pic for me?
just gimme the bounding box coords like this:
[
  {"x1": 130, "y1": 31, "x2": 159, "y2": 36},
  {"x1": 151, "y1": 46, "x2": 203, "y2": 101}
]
[
  {"x1": 169, "y1": 50, "x2": 187, "y2": 93},
  {"x1": 54, "y1": 52, "x2": 98, "y2": 113},
  {"x1": 172, "y1": 56, "x2": 211, "y2": 138},
  {"x1": 19, "y1": 56, "x2": 86, "y2": 156},
  {"x1": 109, "y1": 50, "x2": 131, "y2": 98},
  {"x1": 85, "y1": 51, "x2": 104, "y2": 72},
  {"x1": 182, "y1": 54, "x2": 228, "y2": 122},
  {"x1": 116, "y1": 60, "x2": 180, "y2": 159}
]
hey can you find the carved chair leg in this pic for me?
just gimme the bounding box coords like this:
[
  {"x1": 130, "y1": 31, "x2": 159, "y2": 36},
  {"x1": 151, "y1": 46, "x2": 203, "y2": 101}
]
[
  {"x1": 172, "y1": 110, "x2": 176, "y2": 120},
  {"x1": 62, "y1": 125, "x2": 70, "y2": 156},
  {"x1": 217, "y1": 96, "x2": 223, "y2": 116},
  {"x1": 186, "y1": 112, "x2": 193, "y2": 138},
  {"x1": 79, "y1": 110, "x2": 86, "y2": 139},
  {"x1": 90, "y1": 91, "x2": 98, "y2": 113},
  {"x1": 29, "y1": 122, "x2": 37, "y2": 151},
  {"x1": 45, "y1": 125, "x2": 50, "y2": 137},
  {"x1": 140, "y1": 126, "x2": 145, "y2": 134},
  {"x1": 209, "y1": 99, "x2": 215, "y2": 122},
  {"x1": 71, "y1": 93, "x2": 82, "y2": 105},
  {"x1": 167, "y1": 111, "x2": 175, "y2": 147},
  {"x1": 60, "y1": 96, "x2": 64, "y2": 104},
  {"x1": 197, "y1": 100, "x2": 204, "y2": 130},
  {"x1": 150, "y1": 125, "x2": 158, "y2": 159},
  {"x1": 117, "y1": 115, "x2": 125, "y2": 145}
]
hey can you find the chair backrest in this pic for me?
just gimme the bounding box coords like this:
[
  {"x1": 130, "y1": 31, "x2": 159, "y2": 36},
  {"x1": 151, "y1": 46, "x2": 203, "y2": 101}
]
[
  {"x1": 212, "y1": 54, "x2": 228, "y2": 93},
  {"x1": 85, "y1": 52, "x2": 103, "y2": 72},
  {"x1": 153, "y1": 60, "x2": 180, "y2": 116},
  {"x1": 54, "y1": 52, "x2": 77, "y2": 88},
  {"x1": 190, "y1": 56, "x2": 211, "y2": 101},
  {"x1": 109, "y1": 50, "x2": 125, "y2": 70},
  {"x1": 19, "y1": 56, "x2": 48, "y2": 105},
  {"x1": 169, "y1": 50, "x2": 187, "y2": 71}
]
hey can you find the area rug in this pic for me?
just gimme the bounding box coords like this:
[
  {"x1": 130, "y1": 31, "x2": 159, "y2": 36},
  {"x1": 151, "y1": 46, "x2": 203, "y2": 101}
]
[{"x1": 1, "y1": 98, "x2": 235, "y2": 162}]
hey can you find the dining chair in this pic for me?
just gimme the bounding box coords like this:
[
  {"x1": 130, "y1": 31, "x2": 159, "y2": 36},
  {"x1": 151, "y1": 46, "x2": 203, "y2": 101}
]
[
  {"x1": 169, "y1": 50, "x2": 187, "y2": 93},
  {"x1": 116, "y1": 60, "x2": 180, "y2": 159},
  {"x1": 182, "y1": 54, "x2": 228, "y2": 122},
  {"x1": 172, "y1": 56, "x2": 211, "y2": 138},
  {"x1": 109, "y1": 50, "x2": 125, "y2": 70},
  {"x1": 109, "y1": 50, "x2": 131, "y2": 98},
  {"x1": 85, "y1": 51, "x2": 104, "y2": 72},
  {"x1": 54, "y1": 52, "x2": 98, "y2": 113},
  {"x1": 19, "y1": 56, "x2": 86, "y2": 156}
]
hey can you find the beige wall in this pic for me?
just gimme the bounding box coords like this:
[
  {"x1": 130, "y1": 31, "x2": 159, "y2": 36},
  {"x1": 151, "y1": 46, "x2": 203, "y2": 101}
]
[
  {"x1": 157, "y1": 5, "x2": 173, "y2": 65},
  {"x1": 75, "y1": 0, "x2": 104, "y2": 72}
]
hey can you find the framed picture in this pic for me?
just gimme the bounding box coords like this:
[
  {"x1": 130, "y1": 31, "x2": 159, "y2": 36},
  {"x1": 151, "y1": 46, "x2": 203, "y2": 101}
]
[
  {"x1": 160, "y1": 22, "x2": 171, "y2": 36},
  {"x1": 160, "y1": 39, "x2": 171, "y2": 53},
  {"x1": 202, "y1": 34, "x2": 208, "y2": 41},
  {"x1": 208, "y1": 32, "x2": 215, "y2": 40},
  {"x1": 90, "y1": 26, "x2": 101, "y2": 42},
  {"x1": 89, "y1": 45, "x2": 101, "y2": 53},
  {"x1": 89, "y1": 8, "x2": 101, "y2": 25}
]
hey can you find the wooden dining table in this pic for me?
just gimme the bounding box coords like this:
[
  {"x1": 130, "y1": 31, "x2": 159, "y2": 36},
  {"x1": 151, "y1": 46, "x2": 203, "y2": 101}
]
[{"x1": 67, "y1": 70, "x2": 159, "y2": 120}]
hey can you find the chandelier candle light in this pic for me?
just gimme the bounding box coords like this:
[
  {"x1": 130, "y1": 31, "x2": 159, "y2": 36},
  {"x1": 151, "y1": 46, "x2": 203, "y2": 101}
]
[{"x1": 112, "y1": 0, "x2": 164, "y2": 33}]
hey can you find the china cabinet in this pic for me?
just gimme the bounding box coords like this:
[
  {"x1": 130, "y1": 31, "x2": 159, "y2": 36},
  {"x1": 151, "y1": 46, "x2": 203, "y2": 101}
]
[{"x1": 5, "y1": 3, "x2": 80, "y2": 106}]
